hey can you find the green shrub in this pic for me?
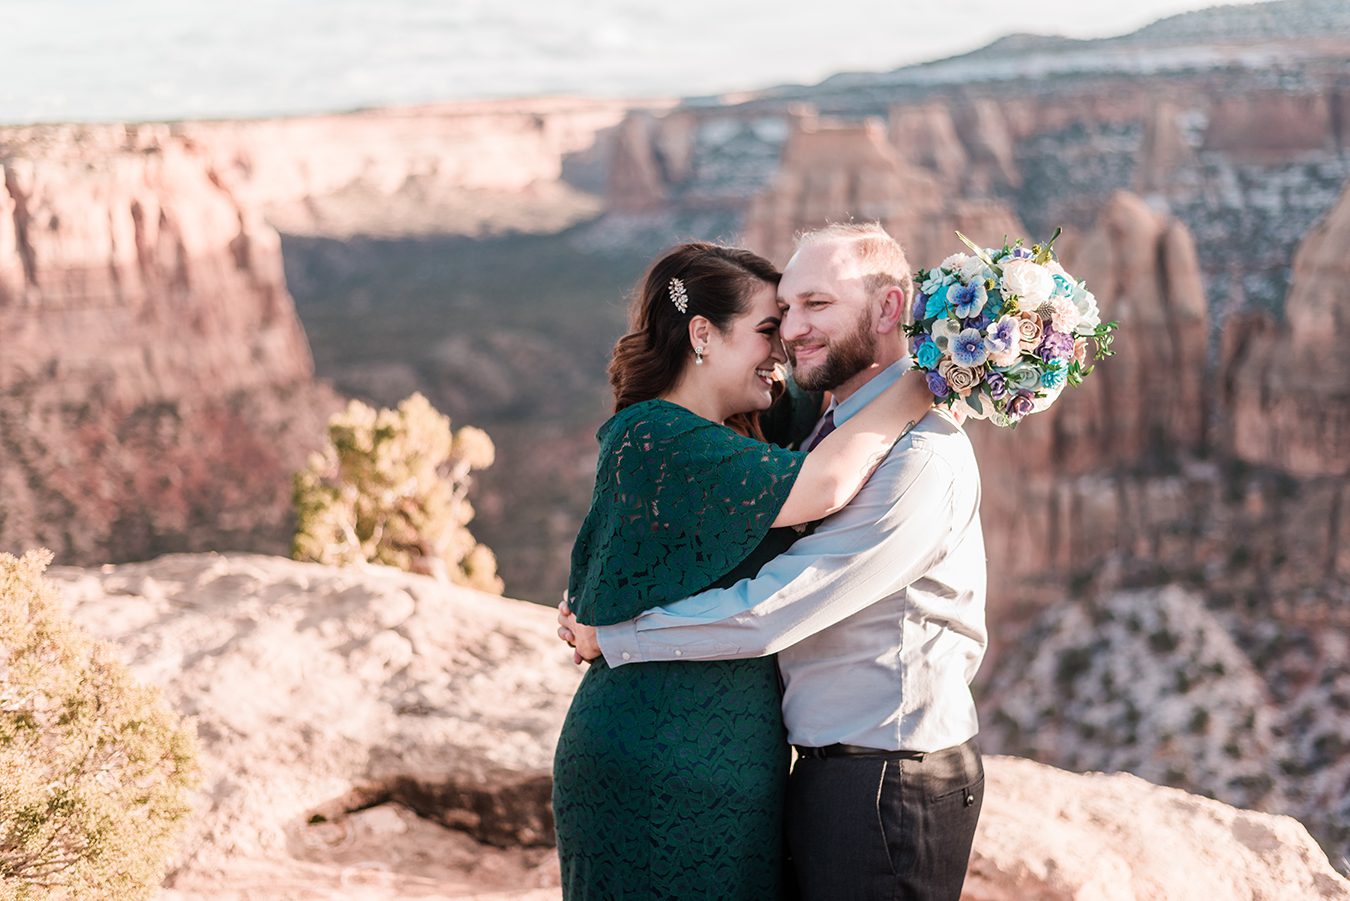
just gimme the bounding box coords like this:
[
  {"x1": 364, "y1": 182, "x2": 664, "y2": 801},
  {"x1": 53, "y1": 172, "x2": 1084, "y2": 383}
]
[
  {"x1": 0, "y1": 549, "x2": 198, "y2": 900},
  {"x1": 292, "y1": 392, "x2": 503, "y2": 592}
]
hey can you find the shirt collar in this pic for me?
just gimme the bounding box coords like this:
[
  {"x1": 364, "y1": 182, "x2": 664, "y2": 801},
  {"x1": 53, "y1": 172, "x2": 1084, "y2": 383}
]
[{"x1": 828, "y1": 357, "x2": 913, "y2": 428}]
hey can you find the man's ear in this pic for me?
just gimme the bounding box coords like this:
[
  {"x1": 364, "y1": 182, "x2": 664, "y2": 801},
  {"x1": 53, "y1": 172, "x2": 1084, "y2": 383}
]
[
  {"x1": 876, "y1": 287, "x2": 907, "y2": 334},
  {"x1": 688, "y1": 315, "x2": 714, "y2": 349}
]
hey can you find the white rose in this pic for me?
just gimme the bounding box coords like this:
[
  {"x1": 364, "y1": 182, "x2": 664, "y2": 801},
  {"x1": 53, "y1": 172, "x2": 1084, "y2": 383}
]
[
  {"x1": 940, "y1": 253, "x2": 970, "y2": 272},
  {"x1": 960, "y1": 255, "x2": 991, "y2": 283},
  {"x1": 1001, "y1": 259, "x2": 1055, "y2": 305},
  {"x1": 1072, "y1": 287, "x2": 1101, "y2": 331}
]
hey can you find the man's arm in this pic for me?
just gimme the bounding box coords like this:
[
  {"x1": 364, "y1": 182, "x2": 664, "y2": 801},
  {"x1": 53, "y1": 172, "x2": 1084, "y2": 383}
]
[{"x1": 593, "y1": 442, "x2": 958, "y2": 667}]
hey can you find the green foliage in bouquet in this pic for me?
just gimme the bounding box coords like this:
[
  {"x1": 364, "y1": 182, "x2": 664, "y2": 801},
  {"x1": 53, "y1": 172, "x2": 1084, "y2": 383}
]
[
  {"x1": 0, "y1": 550, "x2": 199, "y2": 901},
  {"x1": 292, "y1": 393, "x2": 503, "y2": 592}
]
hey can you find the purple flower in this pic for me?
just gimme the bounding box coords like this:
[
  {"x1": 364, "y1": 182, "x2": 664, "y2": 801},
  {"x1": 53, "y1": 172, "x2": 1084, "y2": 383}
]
[
  {"x1": 1009, "y1": 391, "x2": 1036, "y2": 418},
  {"x1": 1037, "y1": 329, "x2": 1075, "y2": 362},
  {"x1": 926, "y1": 371, "x2": 951, "y2": 398},
  {"x1": 951, "y1": 328, "x2": 989, "y2": 367},
  {"x1": 985, "y1": 371, "x2": 1008, "y2": 400},
  {"x1": 1008, "y1": 247, "x2": 1034, "y2": 260},
  {"x1": 913, "y1": 292, "x2": 928, "y2": 321},
  {"x1": 986, "y1": 315, "x2": 1018, "y2": 354},
  {"x1": 964, "y1": 313, "x2": 992, "y2": 331}
]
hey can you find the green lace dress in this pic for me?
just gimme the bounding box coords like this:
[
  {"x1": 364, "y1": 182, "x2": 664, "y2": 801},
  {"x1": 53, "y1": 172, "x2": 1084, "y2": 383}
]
[{"x1": 553, "y1": 398, "x2": 806, "y2": 900}]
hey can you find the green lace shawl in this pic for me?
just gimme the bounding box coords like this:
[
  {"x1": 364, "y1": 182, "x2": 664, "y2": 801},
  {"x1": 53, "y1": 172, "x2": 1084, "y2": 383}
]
[{"x1": 568, "y1": 399, "x2": 806, "y2": 627}]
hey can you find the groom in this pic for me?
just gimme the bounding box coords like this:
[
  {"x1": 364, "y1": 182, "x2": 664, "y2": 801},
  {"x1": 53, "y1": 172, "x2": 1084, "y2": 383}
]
[{"x1": 562, "y1": 222, "x2": 987, "y2": 901}]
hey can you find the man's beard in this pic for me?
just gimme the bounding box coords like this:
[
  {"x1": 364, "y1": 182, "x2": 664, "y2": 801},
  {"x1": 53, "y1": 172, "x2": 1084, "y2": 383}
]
[{"x1": 791, "y1": 310, "x2": 878, "y2": 392}]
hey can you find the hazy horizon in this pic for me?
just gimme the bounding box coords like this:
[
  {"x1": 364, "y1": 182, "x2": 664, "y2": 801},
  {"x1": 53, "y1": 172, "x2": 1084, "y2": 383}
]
[{"x1": 4, "y1": 0, "x2": 1270, "y2": 125}]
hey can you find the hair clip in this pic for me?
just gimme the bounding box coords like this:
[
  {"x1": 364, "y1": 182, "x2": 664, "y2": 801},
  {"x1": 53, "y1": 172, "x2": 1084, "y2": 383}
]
[{"x1": 669, "y1": 277, "x2": 689, "y2": 314}]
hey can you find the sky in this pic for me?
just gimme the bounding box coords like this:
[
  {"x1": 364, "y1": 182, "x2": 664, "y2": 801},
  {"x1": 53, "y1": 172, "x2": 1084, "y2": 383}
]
[{"x1": 0, "y1": 0, "x2": 1270, "y2": 124}]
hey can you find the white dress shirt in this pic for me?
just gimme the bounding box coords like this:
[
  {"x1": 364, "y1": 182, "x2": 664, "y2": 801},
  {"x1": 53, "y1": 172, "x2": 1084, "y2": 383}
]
[{"x1": 596, "y1": 360, "x2": 988, "y2": 752}]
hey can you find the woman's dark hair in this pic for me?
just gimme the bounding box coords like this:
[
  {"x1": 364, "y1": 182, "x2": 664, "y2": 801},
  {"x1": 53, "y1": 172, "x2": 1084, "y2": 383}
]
[{"x1": 609, "y1": 242, "x2": 780, "y2": 417}]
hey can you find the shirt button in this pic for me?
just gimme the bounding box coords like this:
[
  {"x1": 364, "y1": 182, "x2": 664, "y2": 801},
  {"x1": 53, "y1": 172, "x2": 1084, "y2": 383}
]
[{"x1": 621, "y1": 652, "x2": 631, "y2": 661}]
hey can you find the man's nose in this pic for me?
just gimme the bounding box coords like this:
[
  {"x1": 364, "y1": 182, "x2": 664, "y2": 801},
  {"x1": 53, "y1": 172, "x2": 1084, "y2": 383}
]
[{"x1": 779, "y1": 310, "x2": 809, "y2": 342}]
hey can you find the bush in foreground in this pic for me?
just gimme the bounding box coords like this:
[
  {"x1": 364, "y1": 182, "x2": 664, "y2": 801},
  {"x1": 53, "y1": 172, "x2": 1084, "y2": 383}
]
[{"x1": 0, "y1": 550, "x2": 199, "y2": 900}]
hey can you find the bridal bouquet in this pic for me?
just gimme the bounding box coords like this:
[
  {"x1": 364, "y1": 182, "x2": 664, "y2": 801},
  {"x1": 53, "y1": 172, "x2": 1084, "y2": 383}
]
[{"x1": 906, "y1": 229, "x2": 1117, "y2": 427}]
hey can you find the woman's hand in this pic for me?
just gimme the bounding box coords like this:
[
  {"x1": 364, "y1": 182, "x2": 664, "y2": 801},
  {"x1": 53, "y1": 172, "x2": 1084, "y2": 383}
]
[{"x1": 557, "y1": 597, "x2": 601, "y2": 664}]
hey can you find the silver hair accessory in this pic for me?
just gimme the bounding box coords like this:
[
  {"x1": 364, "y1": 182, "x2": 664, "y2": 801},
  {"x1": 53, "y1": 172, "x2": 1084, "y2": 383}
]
[{"x1": 669, "y1": 277, "x2": 689, "y2": 314}]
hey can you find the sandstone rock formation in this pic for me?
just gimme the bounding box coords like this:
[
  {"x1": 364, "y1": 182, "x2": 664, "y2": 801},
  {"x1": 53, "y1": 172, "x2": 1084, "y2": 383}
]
[
  {"x1": 1202, "y1": 90, "x2": 1343, "y2": 158},
  {"x1": 741, "y1": 112, "x2": 1025, "y2": 267},
  {"x1": 0, "y1": 126, "x2": 342, "y2": 565},
  {"x1": 606, "y1": 113, "x2": 672, "y2": 213},
  {"x1": 47, "y1": 553, "x2": 1350, "y2": 899},
  {"x1": 971, "y1": 191, "x2": 1208, "y2": 584},
  {"x1": 1225, "y1": 178, "x2": 1350, "y2": 477},
  {"x1": 888, "y1": 102, "x2": 970, "y2": 185},
  {"x1": 1136, "y1": 101, "x2": 1199, "y2": 194},
  {"x1": 966, "y1": 757, "x2": 1350, "y2": 901},
  {"x1": 181, "y1": 98, "x2": 641, "y2": 238},
  {"x1": 50, "y1": 553, "x2": 582, "y2": 898}
]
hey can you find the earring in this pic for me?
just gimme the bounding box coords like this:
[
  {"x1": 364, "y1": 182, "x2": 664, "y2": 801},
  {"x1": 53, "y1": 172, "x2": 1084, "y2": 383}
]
[{"x1": 694, "y1": 346, "x2": 705, "y2": 366}]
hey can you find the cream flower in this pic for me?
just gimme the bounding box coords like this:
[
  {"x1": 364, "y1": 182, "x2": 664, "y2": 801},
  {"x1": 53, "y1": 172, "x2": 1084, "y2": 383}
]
[
  {"x1": 1073, "y1": 338, "x2": 1089, "y2": 366},
  {"x1": 1044, "y1": 297, "x2": 1081, "y2": 334},
  {"x1": 1015, "y1": 311, "x2": 1044, "y2": 351},
  {"x1": 938, "y1": 358, "x2": 982, "y2": 396},
  {"x1": 940, "y1": 252, "x2": 970, "y2": 271},
  {"x1": 1001, "y1": 259, "x2": 1055, "y2": 305}
]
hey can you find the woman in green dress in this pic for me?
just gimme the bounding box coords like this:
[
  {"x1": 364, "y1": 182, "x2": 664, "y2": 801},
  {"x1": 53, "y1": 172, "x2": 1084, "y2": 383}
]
[{"x1": 552, "y1": 242, "x2": 930, "y2": 899}]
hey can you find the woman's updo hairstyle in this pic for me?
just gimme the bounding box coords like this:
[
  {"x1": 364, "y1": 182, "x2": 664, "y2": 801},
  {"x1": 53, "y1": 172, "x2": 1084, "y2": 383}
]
[{"x1": 609, "y1": 242, "x2": 780, "y2": 412}]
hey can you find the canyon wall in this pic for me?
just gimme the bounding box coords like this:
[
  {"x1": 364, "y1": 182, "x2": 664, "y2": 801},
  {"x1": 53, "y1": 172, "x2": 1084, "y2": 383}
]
[
  {"x1": 741, "y1": 112, "x2": 1025, "y2": 268},
  {"x1": 0, "y1": 125, "x2": 341, "y2": 564},
  {"x1": 1225, "y1": 180, "x2": 1350, "y2": 477},
  {"x1": 182, "y1": 98, "x2": 640, "y2": 238}
]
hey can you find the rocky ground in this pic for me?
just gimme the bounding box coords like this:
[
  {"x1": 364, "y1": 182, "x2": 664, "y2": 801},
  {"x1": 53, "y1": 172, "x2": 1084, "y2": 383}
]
[{"x1": 47, "y1": 553, "x2": 1350, "y2": 899}]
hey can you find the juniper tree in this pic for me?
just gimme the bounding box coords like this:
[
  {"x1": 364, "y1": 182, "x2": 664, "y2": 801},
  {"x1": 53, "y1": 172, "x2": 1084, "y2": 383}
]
[
  {"x1": 0, "y1": 550, "x2": 199, "y2": 901},
  {"x1": 293, "y1": 392, "x2": 503, "y2": 592}
]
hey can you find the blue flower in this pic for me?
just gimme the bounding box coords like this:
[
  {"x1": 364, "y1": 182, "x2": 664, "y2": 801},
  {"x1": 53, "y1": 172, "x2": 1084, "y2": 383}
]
[
  {"x1": 1052, "y1": 273, "x2": 1076, "y2": 297},
  {"x1": 912, "y1": 292, "x2": 928, "y2": 321},
  {"x1": 951, "y1": 328, "x2": 988, "y2": 368},
  {"x1": 924, "y1": 285, "x2": 949, "y2": 319},
  {"x1": 964, "y1": 313, "x2": 992, "y2": 332},
  {"x1": 916, "y1": 340, "x2": 942, "y2": 369},
  {"x1": 1041, "y1": 361, "x2": 1067, "y2": 389},
  {"x1": 950, "y1": 282, "x2": 988, "y2": 319},
  {"x1": 984, "y1": 289, "x2": 1005, "y2": 317},
  {"x1": 926, "y1": 371, "x2": 951, "y2": 398}
]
